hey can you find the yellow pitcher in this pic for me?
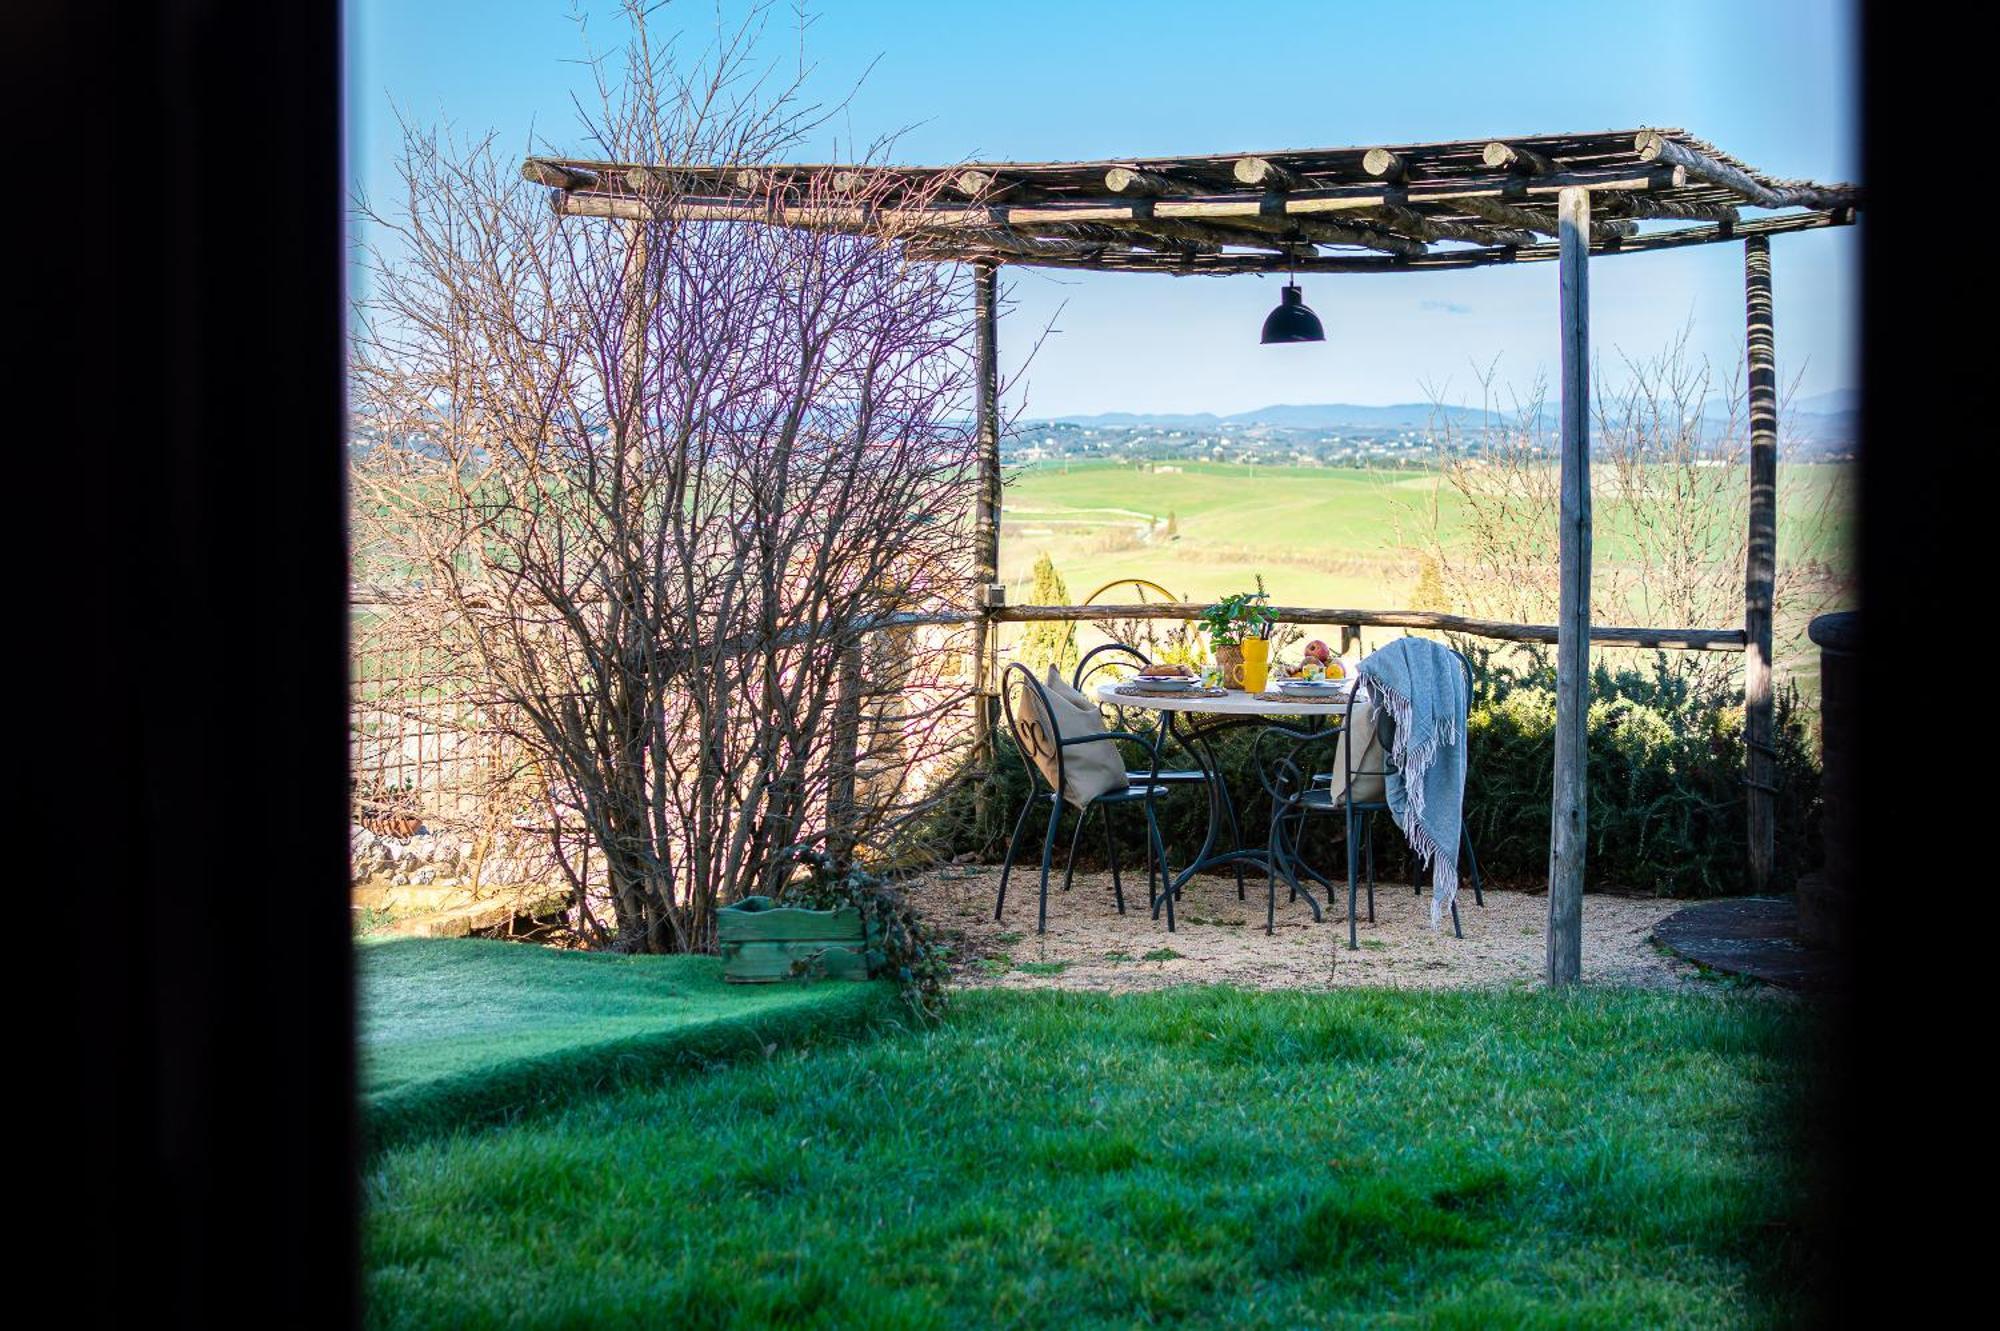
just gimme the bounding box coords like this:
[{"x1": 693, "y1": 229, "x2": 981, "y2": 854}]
[{"x1": 1240, "y1": 638, "x2": 1270, "y2": 693}]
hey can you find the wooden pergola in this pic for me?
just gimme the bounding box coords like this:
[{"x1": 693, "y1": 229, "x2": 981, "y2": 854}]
[{"x1": 524, "y1": 128, "x2": 1861, "y2": 985}]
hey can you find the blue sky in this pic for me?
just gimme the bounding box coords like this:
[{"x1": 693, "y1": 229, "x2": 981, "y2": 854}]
[{"x1": 346, "y1": 0, "x2": 1858, "y2": 417}]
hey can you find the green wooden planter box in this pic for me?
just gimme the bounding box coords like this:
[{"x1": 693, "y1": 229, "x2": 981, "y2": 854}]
[{"x1": 717, "y1": 896, "x2": 873, "y2": 984}]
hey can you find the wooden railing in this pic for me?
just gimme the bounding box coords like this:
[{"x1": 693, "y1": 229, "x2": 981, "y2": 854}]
[{"x1": 987, "y1": 603, "x2": 1746, "y2": 653}]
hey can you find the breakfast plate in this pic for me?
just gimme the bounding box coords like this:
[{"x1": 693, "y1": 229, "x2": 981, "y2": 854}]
[
  {"x1": 1129, "y1": 675, "x2": 1202, "y2": 692},
  {"x1": 1276, "y1": 678, "x2": 1349, "y2": 696}
]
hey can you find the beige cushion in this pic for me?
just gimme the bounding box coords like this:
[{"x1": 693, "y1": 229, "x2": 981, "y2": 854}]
[
  {"x1": 1020, "y1": 666, "x2": 1128, "y2": 808},
  {"x1": 1322, "y1": 699, "x2": 1387, "y2": 806},
  {"x1": 1043, "y1": 667, "x2": 1095, "y2": 712}
]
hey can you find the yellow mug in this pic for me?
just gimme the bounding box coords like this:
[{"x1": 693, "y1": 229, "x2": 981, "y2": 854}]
[{"x1": 1240, "y1": 638, "x2": 1270, "y2": 693}]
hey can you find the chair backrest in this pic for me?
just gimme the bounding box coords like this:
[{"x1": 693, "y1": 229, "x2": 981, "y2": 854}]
[
  {"x1": 1339, "y1": 639, "x2": 1474, "y2": 792},
  {"x1": 1000, "y1": 661, "x2": 1066, "y2": 798},
  {"x1": 1003, "y1": 660, "x2": 1136, "y2": 808},
  {"x1": 1072, "y1": 640, "x2": 1150, "y2": 690},
  {"x1": 1073, "y1": 641, "x2": 1155, "y2": 732}
]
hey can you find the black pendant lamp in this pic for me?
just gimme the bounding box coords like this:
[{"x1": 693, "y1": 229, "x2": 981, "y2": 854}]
[{"x1": 1259, "y1": 259, "x2": 1325, "y2": 344}]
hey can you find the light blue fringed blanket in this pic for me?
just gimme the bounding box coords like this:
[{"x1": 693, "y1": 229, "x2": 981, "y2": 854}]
[{"x1": 1358, "y1": 638, "x2": 1470, "y2": 927}]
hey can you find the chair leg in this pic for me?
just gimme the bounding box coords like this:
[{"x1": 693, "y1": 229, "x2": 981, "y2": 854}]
[
  {"x1": 994, "y1": 792, "x2": 1036, "y2": 922},
  {"x1": 1364, "y1": 814, "x2": 1376, "y2": 923},
  {"x1": 1462, "y1": 828, "x2": 1486, "y2": 907},
  {"x1": 1103, "y1": 809, "x2": 1126, "y2": 915},
  {"x1": 1144, "y1": 823, "x2": 1156, "y2": 902},
  {"x1": 1346, "y1": 809, "x2": 1361, "y2": 950},
  {"x1": 1283, "y1": 809, "x2": 1299, "y2": 904},
  {"x1": 1450, "y1": 894, "x2": 1462, "y2": 939},
  {"x1": 1145, "y1": 801, "x2": 1177, "y2": 932},
  {"x1": 1036, "y1": 798, "x2": 1063, "y2": 935},
  {"x1": 1060, "y1": 801, "x2": 1091, "y2": 894},
  {"x1": 1266, "y1": 810, "x2": 1281, "y2": 935}
]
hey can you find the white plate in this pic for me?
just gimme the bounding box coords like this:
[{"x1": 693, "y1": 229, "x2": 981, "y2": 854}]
[
  {"x1": 1130, "y1": 676, "x2": 1200, "y2": 691},
  {"x1": 1278, "y1": 679, "x2": 1348, "y2": 695}
]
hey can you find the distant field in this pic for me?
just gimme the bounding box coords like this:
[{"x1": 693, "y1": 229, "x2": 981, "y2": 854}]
[{"x1": 997, "y1": 459, "x2": 1853, "y2": 686}]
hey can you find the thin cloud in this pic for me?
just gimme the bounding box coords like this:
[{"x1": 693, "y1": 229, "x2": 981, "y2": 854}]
[{"x1": 1421, "y1": 299, "x2": 1472, "y2": 315}]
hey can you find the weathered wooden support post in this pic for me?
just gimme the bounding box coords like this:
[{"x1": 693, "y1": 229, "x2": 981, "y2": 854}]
[
  {"x1": 1742, "y1": 236, "x2": 1779, "y2": 894},
  {"x1": 1548, "y1": 185, "x2": 1592, "y2": 986},
  {"x1": 970, "y1": 262, "x2": 1003, "y2": 796},
  {"x1": 827, "y1": 640, "x2": 864, "y2": 865}
]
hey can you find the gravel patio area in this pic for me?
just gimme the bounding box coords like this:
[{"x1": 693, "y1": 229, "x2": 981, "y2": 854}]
[{"x1": 909, "y1": 864, "x2": 1716, "y2": 993}]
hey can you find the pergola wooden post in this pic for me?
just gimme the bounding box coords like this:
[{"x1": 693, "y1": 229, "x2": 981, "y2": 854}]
[
  {"x1": 1548, "y1": 186, "x2": 1592, "y2": 985},
  {"x1": 526, "y1": 126, "x2": 1858, "y2": 986},
  {"x1": 970, "y1": 263, "x2": 1003, "y2": 797},
  {"x1": 1742, "y1": 236, "x2": 1780, "y2": 894}
]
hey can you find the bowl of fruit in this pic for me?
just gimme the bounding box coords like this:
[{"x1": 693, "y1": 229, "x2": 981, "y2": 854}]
[{"x1": 1276, "y1": 640, "x2": 1353, "y2": 696}]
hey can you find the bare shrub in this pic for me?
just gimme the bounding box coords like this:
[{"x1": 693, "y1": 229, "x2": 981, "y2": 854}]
[
  {"x1": 1405, "y1": 330, "x2": 1851, "y2": 698},
  {"x1": 350, "y1": 3, "x2": 981, "y2": 952}
]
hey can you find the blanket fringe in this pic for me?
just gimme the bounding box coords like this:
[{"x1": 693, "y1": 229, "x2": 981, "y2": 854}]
[{"x1": 1364, "y1": 674, "x2": 1461, "y2": 927}]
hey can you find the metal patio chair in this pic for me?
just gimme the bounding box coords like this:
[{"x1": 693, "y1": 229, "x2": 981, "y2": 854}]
[
  {"x1": 1253, "y1": 644, "x2": 1485, "y2": 945},
  {"x1": 993, "y1": 661, "x2": 1176, "y2": 935}
]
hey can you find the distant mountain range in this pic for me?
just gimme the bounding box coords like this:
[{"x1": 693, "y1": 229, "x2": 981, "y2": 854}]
[{"x1": 1030, "y1": 388, "x2": 1858, "y2": 450}]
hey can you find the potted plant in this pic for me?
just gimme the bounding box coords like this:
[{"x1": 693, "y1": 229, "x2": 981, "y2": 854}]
[{"x1": 1197, "y1": 579, "x2": 1278, "y2": 690}]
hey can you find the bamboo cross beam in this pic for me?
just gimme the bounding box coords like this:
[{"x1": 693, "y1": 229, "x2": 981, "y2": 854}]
[
  {"x1": 1365, "y1": 201, "x2": 1539, "y2": 249},
  {"x1": 1598, "y1": 192, "x2": 1739, "y2": 223},
  {"x1": 1384, "y1": 205, "x2": 1538, "y2": 248},
  {"x1": 1098, "y1": 216, "x2": 1285, "y2": 252},
  {"x1": 1218, "y1": 209, "x2": 1429, "y2": 257},
  {"x1": 1459, "y1": 195, "x2": 1638, "y2": 241}
]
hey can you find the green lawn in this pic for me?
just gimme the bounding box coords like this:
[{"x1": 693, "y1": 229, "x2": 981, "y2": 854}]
[
  {"x1": 360, "y1": 939, "x2": 897, "y2": 1152},
  {"x1": 364, "y1": 982, "x2": 1826, "y2": 1329}
]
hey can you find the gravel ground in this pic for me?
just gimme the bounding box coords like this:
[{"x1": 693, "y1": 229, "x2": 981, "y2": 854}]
[{"x1": 909, "y1": 864, "x2": 1720, "y2": 993}]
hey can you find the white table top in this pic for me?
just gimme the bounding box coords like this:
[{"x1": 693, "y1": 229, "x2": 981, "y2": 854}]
[{"x1": 1093, "y1": 680, "x2": 1364, "y2": 719}]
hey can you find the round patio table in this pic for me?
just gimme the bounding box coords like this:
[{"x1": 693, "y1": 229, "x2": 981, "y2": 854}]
[{"x1": 1092, "y1": 681, "x2": 1360, "y2": 931}]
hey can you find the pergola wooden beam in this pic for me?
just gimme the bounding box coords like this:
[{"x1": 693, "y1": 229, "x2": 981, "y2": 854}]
[
  {"x1": 953, "y1": 170, "x2": 1047, "y2": 203},
  {"x1": 1361, "y1": 147, "x2": 1406, "y2": 182},
  {"x1": 1234, "y1": 156, "x2": 1308, "y2": 190},
  {"x1": 1633, "y1": 130, "x2": 1854, "y2": 210},
  {"x1": 551, "y1": 173, "x2": 1836, "y2": 273},
  {"x1": 1483, "y1": 140, "x2": 1557, "y2": 175},
  {"x1": 527, "y1": 127, "x2": 1856, "y2": 223},
  {"x1": 1104, "y1": 167, "x2": 1201, "y2": 197},
  {"x1": 900, "y1": 209, "x2": 1846, "y2": 273}
]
